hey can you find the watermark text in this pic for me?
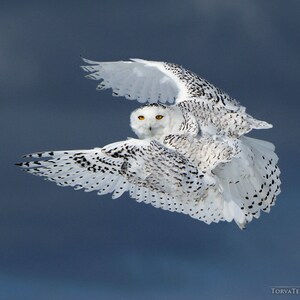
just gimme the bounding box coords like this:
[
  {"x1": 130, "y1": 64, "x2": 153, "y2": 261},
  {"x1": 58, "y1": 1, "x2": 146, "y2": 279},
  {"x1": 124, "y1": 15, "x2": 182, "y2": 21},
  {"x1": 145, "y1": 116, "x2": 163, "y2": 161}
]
[{"x1": 271, "y1": 286, "x2": 300, "y2": 295}]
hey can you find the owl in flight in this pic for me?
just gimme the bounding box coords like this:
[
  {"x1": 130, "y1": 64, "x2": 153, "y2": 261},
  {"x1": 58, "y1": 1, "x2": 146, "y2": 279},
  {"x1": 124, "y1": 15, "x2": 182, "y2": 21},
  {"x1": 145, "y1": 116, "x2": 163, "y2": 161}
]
[{"x1": 17, "y1": 58, "x2": 281, "y2": 229}]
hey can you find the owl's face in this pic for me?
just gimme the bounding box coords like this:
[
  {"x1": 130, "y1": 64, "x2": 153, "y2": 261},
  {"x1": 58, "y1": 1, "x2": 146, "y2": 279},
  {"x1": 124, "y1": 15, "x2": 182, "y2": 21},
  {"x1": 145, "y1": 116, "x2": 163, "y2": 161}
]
[{"x1": 130, "y1": 104, "x2": 172, "y2": 139}]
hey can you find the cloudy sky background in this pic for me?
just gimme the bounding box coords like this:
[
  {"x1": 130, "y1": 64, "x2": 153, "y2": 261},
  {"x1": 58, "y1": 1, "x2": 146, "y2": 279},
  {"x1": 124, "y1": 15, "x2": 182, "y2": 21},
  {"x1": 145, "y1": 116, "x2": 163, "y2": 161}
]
[{"x1": 1, "y1": 1, "x2": 299, "y2": 299}]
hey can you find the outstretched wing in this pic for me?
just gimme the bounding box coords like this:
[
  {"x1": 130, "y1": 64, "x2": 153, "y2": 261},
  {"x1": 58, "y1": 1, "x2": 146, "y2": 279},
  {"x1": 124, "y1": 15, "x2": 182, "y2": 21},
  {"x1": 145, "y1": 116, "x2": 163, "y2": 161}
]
[
  {"x1": 16, "y1": 138, "x2": 227, "y2": 224},
  {"x1": 81, "y1": 57, "x2": 240, "y2": 110},
  {"x1": 81, "y1": 58, "x2": 272, "y2": 137}
]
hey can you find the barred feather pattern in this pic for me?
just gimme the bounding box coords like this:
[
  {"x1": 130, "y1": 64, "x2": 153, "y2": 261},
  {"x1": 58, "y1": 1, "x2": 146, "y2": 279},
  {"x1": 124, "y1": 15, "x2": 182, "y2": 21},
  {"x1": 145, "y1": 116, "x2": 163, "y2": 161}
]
[
  {"x1": 214, "y1": 136, "x2": 281, "y2": 227},
  {"x1": 178, "y1": 111, "x2": 199, "y2": 137},
  {"x1": 163, "y1": 62, "x2": 240, "y2": 110},
  {"x1": 17, "y1": 138, "x2": 229, "y2": 224},
  {"x1": 163, "y1": 134, "x2": 236, "y2": 172},
  {"x1": 16, "y1": 134, "x2": 281, "y2": 227},
  {"x1": 164, "y1": 134, "x2": 281, "y2": 228},
  {"x1": 176, "y1": 99, "x2": 272, "y2": 138}
]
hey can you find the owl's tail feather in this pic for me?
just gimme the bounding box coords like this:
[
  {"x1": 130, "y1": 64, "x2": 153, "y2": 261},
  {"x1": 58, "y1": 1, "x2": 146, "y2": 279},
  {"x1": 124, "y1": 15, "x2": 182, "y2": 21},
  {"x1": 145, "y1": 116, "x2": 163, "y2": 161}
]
[
  {"x1": 249, "y1": 115, "x2": 273, "y2": 130},
  {"x1": 215, "y1": 136, "x2": 281, "y2": 229}
]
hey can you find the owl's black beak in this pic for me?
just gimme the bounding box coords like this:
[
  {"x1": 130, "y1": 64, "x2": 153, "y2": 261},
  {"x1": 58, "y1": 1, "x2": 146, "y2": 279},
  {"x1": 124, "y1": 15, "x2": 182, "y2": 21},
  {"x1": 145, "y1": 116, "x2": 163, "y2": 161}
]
[{"x1": 149, "y1": 126, "x2": 152, "y2": 131}]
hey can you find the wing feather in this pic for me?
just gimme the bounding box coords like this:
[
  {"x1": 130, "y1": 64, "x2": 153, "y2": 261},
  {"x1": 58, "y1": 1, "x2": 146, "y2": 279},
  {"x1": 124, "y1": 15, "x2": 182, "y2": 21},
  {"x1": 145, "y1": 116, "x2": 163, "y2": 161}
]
[
  {"x1": 18, "y1": 134, "x2": 280, "y2": 228},
  {"x1": 81, "y1": 57, "x2": 240, "y2": 109},
  {"x1": 82, "y1": 58, "x2": 273, "y2": 137},
  {"x1": 17, "y1": 138, "x2": 219, "y2": 221},
  {"x1": 80, "y1": 58, "x2": 182, "y2": 104}
]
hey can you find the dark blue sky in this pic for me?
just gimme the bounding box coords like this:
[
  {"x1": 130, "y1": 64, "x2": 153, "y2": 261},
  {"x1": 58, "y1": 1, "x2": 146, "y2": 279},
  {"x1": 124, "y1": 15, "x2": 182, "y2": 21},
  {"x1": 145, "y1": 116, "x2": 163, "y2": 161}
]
[{"x1": 1, "y1": 1, "x2": 299, "y2": 299}]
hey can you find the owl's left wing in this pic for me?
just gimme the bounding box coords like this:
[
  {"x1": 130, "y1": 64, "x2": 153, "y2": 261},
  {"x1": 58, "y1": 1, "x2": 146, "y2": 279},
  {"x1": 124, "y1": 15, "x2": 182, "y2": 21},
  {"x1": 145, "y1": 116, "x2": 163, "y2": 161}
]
[
  {"x1": 81, "y1": 58, "x2": 272, "y2": 137},
  {"x1": 16, "y1": 138, "x2": 227, "y2": 224},
  {"x1": 81, "y1": 57, "x2": 240, "y2": 110}
]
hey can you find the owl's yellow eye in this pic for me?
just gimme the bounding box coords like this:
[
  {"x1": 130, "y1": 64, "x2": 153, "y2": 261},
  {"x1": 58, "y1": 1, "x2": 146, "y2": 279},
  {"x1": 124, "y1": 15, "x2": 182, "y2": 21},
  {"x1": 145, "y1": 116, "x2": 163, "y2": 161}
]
[
  {"x1": 155, "y1": 115, "x2": 164, "y2": 120},
  {"x1": 138, "y1": 115, "x2": 145, "y2": 120}
]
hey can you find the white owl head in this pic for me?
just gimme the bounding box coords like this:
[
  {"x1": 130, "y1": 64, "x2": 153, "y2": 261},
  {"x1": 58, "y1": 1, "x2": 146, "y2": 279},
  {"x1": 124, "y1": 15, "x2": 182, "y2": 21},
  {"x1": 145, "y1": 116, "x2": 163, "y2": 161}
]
[{"x1": 130, "y1": 104, "x2": 174, "y2": 139}]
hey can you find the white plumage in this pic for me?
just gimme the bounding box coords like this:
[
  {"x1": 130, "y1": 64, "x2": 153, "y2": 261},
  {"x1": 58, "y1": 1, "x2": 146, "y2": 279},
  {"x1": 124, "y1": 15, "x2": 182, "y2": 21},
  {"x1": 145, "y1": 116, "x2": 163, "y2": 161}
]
[{"x1": 16, "y1": 58, "x2": 281, "y2": 229}]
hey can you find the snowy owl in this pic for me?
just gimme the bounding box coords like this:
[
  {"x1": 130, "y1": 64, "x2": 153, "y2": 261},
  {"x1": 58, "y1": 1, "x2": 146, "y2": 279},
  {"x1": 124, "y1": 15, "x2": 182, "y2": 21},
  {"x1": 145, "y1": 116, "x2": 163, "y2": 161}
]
[{"x1": 16, "y1": 58, "x2": 281, "y2": 229}]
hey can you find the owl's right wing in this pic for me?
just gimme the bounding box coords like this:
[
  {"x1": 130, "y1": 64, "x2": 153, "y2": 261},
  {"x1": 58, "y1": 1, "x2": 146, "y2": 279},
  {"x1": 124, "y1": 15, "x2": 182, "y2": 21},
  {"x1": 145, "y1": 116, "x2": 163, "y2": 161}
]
[
  {"x1": 163, "y1": 134, "x2": 281, "y2": 229},
  {"x1": 16, "y1": 138, "x2": 227, "y2": 224}
]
